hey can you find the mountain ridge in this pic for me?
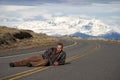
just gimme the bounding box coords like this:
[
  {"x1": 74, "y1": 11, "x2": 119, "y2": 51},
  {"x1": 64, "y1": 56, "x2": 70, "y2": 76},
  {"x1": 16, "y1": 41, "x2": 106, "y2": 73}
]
[{"x1": 17, "y1": 16, "x2": 120, "y2": 39}]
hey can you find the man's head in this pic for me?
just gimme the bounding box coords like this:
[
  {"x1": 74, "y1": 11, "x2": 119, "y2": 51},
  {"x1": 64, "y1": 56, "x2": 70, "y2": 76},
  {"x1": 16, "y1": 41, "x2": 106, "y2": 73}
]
[{"x1": 56, "y1": 43, "x2": 63, "y2": 53}]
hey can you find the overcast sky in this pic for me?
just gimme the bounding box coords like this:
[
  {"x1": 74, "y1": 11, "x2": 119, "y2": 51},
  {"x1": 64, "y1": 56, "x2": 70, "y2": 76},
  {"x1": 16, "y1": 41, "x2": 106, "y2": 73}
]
[
  {"x1": 0, "y1": 0, "x2": 120, "y2": 5},
  {"x1": 0, "y1": 0, "x2": 120, "y2": 27}
]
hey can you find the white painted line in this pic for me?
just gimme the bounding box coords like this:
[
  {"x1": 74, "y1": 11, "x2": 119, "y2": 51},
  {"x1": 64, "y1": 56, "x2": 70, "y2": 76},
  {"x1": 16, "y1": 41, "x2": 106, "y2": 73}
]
[{"x1": 0, "y1": 40, "x2": 77, "y2": 59}]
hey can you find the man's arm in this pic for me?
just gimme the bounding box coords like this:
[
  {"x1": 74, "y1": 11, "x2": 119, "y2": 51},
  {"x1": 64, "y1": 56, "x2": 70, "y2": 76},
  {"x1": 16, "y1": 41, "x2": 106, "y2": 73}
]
[
  {"x1": 56, "y1": 52, "x2": 66, "y2": 65},
  {"x1": 43, "y1": 48, "x2": 53, "y2": 65}
]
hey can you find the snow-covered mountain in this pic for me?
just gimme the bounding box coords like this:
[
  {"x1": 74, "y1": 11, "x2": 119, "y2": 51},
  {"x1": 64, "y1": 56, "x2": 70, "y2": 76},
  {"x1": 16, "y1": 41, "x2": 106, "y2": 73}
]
[
  {"x1": 100, "y1": 32, "x2": 120, "y2": 40},
  {"x1": 17, "y1": 16, "x2": 120, "y2": 39}
]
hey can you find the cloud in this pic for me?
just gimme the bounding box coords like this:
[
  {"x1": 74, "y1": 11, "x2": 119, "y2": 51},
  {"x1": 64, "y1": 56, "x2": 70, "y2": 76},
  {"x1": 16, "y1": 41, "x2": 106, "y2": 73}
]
[
  {"x1": 110, "y1": 16, "x2": 120, "y2": 19},
  {"x1": 0, "y1": 0, "x2": 62, "y2": 5},
  {"x1": 110, "y1": 1, "x2": 120, "y2": 4},
  {"x1": 0, "y1": 0, "x2": 120, "y2": 6},
  {"x1": 0, "y1": 5, "x2": 33, "y2": 11},
  {"x1": 0, "y1": 2, "x2": 120, "y2": 27}
]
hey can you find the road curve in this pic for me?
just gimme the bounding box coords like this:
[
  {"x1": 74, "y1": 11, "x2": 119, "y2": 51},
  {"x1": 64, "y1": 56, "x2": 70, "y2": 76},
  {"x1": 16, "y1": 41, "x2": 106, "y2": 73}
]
[{"x1": 0, "y1": 39, "x2": 120, "y2": 80}]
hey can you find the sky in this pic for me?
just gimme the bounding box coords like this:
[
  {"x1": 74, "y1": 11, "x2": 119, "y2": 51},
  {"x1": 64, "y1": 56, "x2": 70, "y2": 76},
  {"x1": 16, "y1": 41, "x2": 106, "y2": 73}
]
[{"x1": 0, "y1": 0, "x2": 120, "y2": 27}]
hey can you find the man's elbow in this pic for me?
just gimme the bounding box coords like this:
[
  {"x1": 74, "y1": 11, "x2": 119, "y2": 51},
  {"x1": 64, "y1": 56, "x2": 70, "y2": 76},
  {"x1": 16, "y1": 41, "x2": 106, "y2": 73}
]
[{"x1": 59, "y1": 61, "x2": 65, "y2": 65}]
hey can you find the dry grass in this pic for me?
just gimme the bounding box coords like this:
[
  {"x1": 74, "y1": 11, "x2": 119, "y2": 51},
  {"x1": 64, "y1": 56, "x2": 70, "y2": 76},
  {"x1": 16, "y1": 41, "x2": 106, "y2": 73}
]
[
  {"x1": 66, "y1": 36, "x2": 120, "y2": 43},
  {"x1": 0, "y1": 26, "x2": 20, "y2": 33},
  {"x1": 0, "y1": 26, "x2": 59, "y2": 51}
]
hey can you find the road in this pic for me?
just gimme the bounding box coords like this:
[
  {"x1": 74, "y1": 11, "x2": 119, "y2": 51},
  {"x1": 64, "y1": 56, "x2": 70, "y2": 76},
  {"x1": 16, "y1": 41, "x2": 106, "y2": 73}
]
[{"x1": 0, "y1": 39, "x2": 120, "y2": 80}]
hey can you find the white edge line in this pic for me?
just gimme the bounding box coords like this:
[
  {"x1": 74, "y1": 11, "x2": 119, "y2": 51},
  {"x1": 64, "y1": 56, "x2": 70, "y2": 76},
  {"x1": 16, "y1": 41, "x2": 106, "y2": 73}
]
[{"x1": 0, "y1": 40, "x2": 77, "y2": 59}]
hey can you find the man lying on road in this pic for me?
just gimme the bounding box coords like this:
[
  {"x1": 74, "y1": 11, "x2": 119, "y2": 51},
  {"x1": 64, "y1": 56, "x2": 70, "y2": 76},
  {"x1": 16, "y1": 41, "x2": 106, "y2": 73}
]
[{"x1": 9, "y1": 43, "x2": 66, "y2": 67}]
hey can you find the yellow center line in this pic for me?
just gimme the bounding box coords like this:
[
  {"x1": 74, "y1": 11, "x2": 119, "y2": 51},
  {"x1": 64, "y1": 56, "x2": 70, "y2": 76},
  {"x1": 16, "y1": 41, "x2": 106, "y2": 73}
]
[
  {"x1": 2, "y1": 43, "x2": 101, "y2": 80},
  {"x1": 2, "y1": 66, "x2": 44, "y2": 79},
  {"x1": 66, "y1": 46, "x2": 98, "y2": 62},
  {"x1": 66, "y1": 43, "x2": 100, "y2": 62},
  {"x1": 9, "y1": 66, "x2": 53, "y2": 80}
]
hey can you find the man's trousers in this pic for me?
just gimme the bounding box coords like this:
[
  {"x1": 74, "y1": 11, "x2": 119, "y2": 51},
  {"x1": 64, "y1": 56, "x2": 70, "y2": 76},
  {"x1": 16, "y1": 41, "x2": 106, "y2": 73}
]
[{"x1": 11, "y1": 54, "x2": 48, "y2": 67}]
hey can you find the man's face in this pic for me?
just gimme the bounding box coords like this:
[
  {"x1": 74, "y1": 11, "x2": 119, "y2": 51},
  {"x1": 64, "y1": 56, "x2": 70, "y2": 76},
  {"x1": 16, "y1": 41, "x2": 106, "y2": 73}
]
[{"x1": 56, "y1": 45, "x2": 62, "y2": 53}]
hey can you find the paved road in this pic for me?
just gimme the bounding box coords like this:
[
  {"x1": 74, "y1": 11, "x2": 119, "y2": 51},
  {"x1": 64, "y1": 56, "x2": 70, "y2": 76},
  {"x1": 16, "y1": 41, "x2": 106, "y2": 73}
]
[{"x1": 0, "y1": 39, "x2": 120, "y2": 80}]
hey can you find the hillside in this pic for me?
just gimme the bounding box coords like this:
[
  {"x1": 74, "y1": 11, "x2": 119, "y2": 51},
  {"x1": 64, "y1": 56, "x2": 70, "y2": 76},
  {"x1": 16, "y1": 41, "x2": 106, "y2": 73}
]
[{"x1": 0, "y1": 26, "x2": 58, "y2": 51}]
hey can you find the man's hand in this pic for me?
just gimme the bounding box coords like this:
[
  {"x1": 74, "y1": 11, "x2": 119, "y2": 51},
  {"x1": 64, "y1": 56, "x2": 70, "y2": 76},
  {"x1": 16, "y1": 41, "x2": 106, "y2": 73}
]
[{"x1": 54, "y1": 61, "x2": 59, "y2": 66}]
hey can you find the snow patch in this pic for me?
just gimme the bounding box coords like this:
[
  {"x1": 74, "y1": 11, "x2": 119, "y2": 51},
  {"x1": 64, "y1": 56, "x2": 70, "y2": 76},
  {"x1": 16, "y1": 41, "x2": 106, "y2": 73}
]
[{"x1": 17, "y1": 15, "x2": 119, "y2": 36}]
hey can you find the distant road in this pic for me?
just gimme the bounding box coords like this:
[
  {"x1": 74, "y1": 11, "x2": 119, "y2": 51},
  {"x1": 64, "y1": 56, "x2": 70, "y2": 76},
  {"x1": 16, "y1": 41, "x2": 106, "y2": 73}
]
[{"x1": 0, "y1": 39, "x2": 120, "y2": 80}]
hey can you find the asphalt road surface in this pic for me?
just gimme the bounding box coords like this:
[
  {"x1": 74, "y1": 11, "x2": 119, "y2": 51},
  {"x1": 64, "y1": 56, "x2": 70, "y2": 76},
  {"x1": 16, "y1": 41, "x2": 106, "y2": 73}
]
[{"x1": 0, "y1": 39, "x2": 120, "y2": 80}]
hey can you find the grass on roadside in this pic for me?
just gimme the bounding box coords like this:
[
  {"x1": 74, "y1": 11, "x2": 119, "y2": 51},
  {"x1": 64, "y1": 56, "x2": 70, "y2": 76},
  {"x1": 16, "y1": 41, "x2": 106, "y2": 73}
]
[{"x1": 0, "y1": 26, "x2": 59, "y2": 51}]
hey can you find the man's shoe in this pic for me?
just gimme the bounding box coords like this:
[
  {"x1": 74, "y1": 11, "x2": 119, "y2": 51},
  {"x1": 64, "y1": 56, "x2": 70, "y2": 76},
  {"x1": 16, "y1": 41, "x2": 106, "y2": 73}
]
[
  {"x1": 9, "y1": 63, "x2": 15, "y2": 67},
  {"x1": 27, "y1": 63, "x2": 33, "y2": 67}
]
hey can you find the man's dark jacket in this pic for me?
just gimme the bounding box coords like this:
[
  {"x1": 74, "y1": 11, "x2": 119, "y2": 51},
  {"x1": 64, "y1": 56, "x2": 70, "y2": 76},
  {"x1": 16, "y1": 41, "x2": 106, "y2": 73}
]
[{"x1": 43, "y1": 48, "x2": 66, "y2": 65}]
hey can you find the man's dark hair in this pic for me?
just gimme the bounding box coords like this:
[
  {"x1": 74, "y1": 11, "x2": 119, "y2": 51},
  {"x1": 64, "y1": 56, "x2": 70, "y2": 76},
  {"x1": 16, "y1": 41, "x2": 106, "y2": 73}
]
[{"x1": 57, "y1": 43, "x2": 63, "y2": 48}]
